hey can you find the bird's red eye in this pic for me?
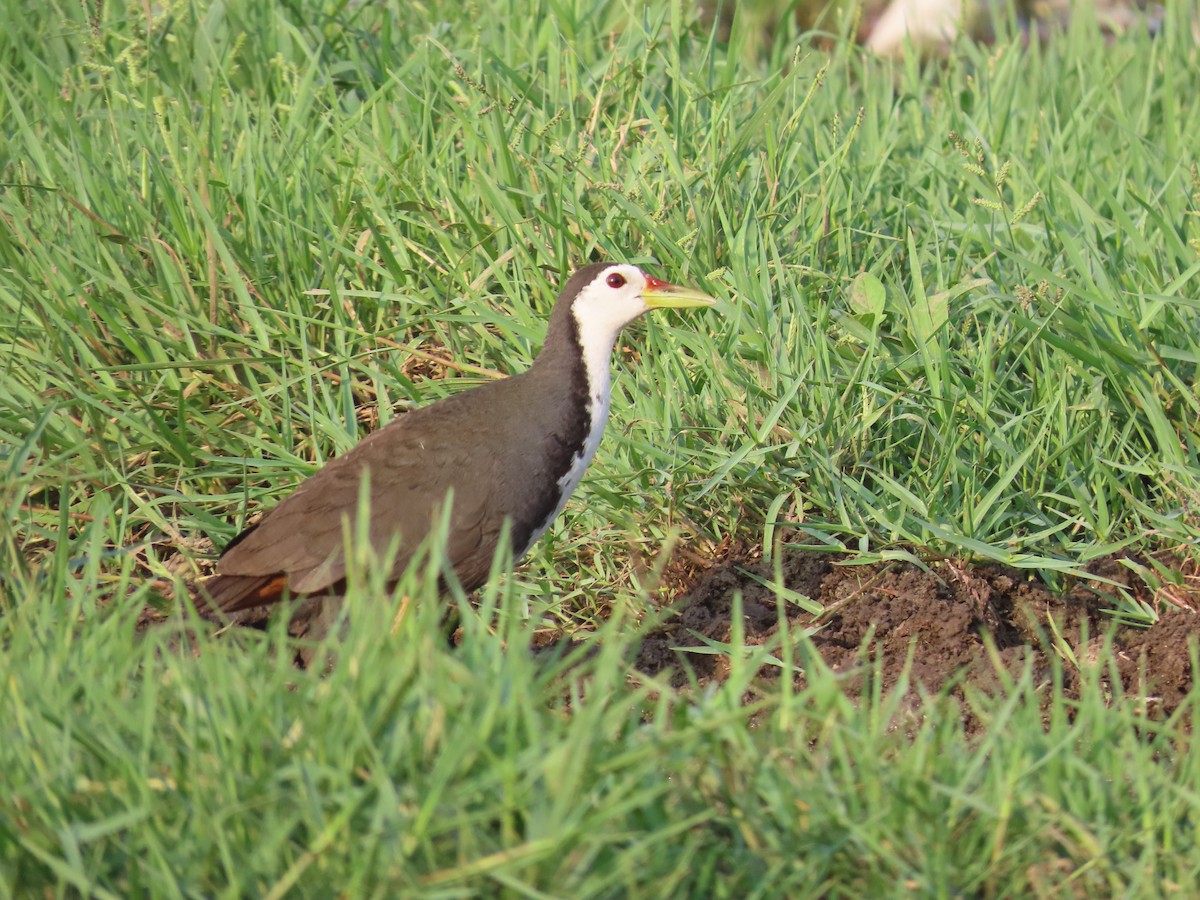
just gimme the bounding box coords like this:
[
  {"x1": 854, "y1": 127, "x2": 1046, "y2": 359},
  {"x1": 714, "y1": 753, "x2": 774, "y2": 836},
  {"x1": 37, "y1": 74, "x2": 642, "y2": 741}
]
[{"x1": 606, "y1": 272, "x2": 626, "y2": 289}]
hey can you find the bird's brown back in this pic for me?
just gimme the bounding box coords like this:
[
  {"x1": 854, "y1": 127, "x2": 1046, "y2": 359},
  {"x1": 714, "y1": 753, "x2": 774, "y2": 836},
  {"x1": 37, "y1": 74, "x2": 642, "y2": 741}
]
[{"x1": 203, "y1": 346, "x2": 590, "y2": 615}]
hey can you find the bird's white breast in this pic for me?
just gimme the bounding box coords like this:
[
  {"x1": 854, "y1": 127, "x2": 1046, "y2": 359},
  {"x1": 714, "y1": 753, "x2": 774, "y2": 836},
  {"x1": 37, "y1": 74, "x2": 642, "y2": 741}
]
[{"x1": 521, "y1": 383, "x2": 610, "y2": 557}]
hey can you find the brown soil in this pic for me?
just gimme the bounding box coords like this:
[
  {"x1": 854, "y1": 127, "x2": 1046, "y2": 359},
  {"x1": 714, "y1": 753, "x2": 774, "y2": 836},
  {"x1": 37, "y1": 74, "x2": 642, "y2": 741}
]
[{"x1": 634, "y1": 551, "x2": 1200, "y2": 725}]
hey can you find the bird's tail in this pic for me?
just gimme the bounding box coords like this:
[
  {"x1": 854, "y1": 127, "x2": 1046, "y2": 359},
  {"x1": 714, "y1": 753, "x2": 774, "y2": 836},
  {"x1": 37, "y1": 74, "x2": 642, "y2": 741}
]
[{"x1": 194, "y1": 572, "x2": 288, "y2": 618}]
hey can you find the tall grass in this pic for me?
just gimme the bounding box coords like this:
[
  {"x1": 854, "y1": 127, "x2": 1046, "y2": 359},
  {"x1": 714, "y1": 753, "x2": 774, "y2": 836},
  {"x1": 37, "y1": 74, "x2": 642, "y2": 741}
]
[{"x1": 4, "y1": 1, "x2": 1198, "y2": 603}]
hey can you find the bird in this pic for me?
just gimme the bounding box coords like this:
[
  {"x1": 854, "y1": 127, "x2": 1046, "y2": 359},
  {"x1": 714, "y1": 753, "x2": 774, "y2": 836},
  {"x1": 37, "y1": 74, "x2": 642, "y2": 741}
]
[{"x1": 196, "y1": 262, "x2": 715, "y2": 642}]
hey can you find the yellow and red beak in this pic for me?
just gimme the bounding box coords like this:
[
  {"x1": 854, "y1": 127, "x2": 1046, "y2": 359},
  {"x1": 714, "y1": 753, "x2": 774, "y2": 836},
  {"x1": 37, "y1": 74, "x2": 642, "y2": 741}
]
[{"x1": 641, "y1": 275, "x2": 717, "y2": 310}]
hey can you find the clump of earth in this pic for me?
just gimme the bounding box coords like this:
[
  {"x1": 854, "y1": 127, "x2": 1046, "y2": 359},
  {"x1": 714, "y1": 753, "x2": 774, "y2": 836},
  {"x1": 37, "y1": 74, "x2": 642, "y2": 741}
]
[{"x1": 633, "y1": 551, "x2": 1199, "y2": 727}]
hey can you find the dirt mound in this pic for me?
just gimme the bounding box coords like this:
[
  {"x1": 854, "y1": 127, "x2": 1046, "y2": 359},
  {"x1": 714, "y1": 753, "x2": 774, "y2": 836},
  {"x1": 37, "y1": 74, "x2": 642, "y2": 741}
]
[{"x1": 635, "y1": 551, "x2": 1199, "y2": 723}]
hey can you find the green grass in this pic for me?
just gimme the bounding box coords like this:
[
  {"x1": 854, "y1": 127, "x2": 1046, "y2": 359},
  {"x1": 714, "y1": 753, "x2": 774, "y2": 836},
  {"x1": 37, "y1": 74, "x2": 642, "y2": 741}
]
[
  {"x1": 5, "y1": 555, "x2": 1200, "y2": 897},
  {"x1": 3, "y1": 0, "x2": 1200, "y2": 894}
]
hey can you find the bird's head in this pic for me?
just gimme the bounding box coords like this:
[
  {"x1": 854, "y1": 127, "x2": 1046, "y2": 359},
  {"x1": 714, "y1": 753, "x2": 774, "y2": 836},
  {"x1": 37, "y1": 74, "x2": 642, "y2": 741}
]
[{"x1": 548, "y1": 263, "x2": 715, "y2": 362}]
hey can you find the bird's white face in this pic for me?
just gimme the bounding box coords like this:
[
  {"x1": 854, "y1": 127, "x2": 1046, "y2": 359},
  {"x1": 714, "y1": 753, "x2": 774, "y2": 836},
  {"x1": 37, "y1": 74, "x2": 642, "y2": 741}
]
[
  {"x1": 569, "y1": 264, "x2": 657, "y2": 354},
  {"x1": 569, "y1": 263, "x2": 715, "y2": 358}
]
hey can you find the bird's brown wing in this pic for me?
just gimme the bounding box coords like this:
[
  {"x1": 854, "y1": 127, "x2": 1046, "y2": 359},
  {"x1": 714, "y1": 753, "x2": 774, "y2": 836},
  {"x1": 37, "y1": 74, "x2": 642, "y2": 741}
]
[{"x1": 204, "y1": 391, "x2": 514, "y2": 616}]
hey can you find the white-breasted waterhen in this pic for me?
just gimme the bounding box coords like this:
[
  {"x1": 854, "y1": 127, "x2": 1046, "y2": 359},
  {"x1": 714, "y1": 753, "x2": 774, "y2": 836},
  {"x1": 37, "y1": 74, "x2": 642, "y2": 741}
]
[{"x1": 197, "y1": 262, "x2": 715, "y2": 637}]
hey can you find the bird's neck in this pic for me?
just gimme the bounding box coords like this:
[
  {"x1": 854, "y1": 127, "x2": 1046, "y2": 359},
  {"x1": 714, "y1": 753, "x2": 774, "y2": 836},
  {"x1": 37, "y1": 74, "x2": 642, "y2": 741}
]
[
  {"x1": 575, "y1": 324, "x2": 614, "y2": 469},
  {"x1": 517, "y1": 307, "x2": 618, "y2": 553},
  {"x1": 537, "y1": 306, "x2": 611, "y2": 399},
  {"x1": 537, "y1": 302, "x2": 621, "y2": 407}
]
